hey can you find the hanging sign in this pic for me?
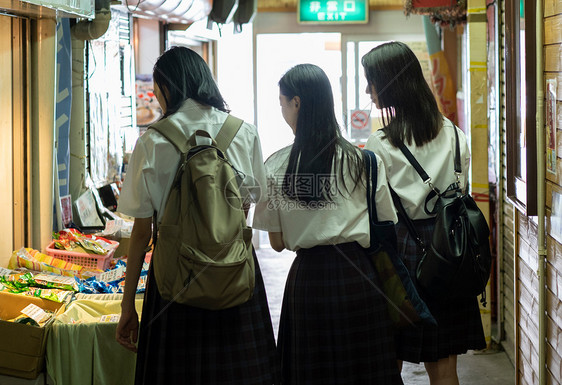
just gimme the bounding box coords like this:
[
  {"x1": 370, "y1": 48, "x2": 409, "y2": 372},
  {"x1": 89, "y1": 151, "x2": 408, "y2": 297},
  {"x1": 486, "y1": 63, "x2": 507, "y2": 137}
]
[
  {"x1": 350, "y1": 109, "x2": 371, "y2": 141},
  {"x1": 298, "y1": 0, "x2": 369, "y2": 24},
  {"x1": 350, "y1": 109, "x2": 369, "y2": 130}
]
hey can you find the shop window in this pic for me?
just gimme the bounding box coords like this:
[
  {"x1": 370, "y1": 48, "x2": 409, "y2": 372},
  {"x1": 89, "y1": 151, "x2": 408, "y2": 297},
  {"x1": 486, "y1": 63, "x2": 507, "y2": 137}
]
[{"x1": 505, "y1": 0, "x2": 537, "y2": 216}]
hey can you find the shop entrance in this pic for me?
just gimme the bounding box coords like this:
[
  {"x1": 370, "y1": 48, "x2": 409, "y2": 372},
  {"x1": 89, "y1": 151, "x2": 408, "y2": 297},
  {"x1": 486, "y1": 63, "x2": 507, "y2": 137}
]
[{"x1": 255, "y1": 32, "x2": 342, "y2": 159}]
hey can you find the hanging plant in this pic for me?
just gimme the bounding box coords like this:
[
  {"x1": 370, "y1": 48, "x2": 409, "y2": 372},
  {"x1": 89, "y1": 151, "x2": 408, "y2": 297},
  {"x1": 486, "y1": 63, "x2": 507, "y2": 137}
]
[{"x1": 404, "y1": 0, "x2": 467, "y2": 29}]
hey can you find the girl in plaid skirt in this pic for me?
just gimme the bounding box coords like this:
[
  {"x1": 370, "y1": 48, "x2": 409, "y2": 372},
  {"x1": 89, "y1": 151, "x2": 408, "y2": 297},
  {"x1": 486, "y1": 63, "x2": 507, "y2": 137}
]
[
  {"x1": 254, "y1": 64, "x2": 403, "y2": 385},
  {"x1": 116, "y1": 47, "x2": 279, "y2": 385},
  {"x1": 363, "y1": 41, "x2": 486, "y2": 385}
]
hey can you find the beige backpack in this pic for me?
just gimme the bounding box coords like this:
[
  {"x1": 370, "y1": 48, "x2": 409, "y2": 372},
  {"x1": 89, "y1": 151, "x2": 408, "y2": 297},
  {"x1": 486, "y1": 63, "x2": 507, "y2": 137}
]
[{"x1": 149, "y1": 115, "x2": 255, "y2": 310}]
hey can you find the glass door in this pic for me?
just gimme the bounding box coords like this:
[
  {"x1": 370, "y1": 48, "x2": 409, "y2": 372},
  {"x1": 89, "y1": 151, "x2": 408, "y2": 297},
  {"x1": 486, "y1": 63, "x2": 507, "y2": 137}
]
[
  {"x1": 255, "y1": 32, "x2": 342, "y2": 159},
  {"x1": 342, "y1": 38, "x2": 433, "y2": 147},
  {"x1": 343, "y1": 40, "x2": 388, "y2": 147}
]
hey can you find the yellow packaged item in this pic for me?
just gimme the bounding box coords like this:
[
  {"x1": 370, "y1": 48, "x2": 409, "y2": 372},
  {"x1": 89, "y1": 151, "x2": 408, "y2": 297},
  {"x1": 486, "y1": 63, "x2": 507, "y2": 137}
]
[{"x1": 8, "y1": 248, "x2": 100, "y2": 279}]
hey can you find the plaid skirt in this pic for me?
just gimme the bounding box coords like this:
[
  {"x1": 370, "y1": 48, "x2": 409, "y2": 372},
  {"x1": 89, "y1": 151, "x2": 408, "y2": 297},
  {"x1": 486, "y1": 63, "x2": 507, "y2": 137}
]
[
  {"x1": 134, "y1": 249, "x2": 280, "y2": 385},
  {"x1": 395, "y1": 219, "x2": 487, "y2": 363},
  {"x1": 277, "y1": 242, "x2": 403, "y2": 385}
]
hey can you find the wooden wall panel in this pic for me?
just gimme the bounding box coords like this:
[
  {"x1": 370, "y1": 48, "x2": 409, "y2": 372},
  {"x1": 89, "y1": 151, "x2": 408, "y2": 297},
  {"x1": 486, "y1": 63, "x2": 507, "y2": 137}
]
[
  {"x1": 546, "y1": 316, "x2": 562, "y2": 384},
  {"x1": 539, "y1": 8, "x2": 562, "y2": 385},
  {"x1": 511, "y1": 2, "x2": 562, "y2": 384},
  {"x1": 545, "y1": 0, "x2": 562, "y2": 18},
  {"x1": 518, "y1": 217, "x2": 539, "y2": 270},
  {"x1": 546, "y1": 289, "x2": 562, "y2": 331},
  {"x1": 518, "y1": 324, "x2": 539, "y2": 385},
  {"x1": 545, "y1": 44, "x2": 562, "y2": 72},
  {"x1": 545, "y1": 15, "x2": 562, "y2": 45},
  {"x1": 518, "y1": 264, "x2": 539, "y2": 332},
  {"x1": 546, "y1": 236, "x2": 562, "y2": 281}
]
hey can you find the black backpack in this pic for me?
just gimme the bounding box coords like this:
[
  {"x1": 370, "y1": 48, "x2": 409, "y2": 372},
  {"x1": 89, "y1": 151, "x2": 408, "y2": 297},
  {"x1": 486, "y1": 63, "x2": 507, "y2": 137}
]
[{"x1": 391, "y1": 125, "x2": 492, "y2": 305}]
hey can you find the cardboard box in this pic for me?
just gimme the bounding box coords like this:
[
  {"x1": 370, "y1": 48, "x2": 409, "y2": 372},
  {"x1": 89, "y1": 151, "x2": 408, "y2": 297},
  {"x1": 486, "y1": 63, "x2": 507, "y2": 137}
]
[{"x1": 0, "y1": 292, "x2": 65, "y2": 379}]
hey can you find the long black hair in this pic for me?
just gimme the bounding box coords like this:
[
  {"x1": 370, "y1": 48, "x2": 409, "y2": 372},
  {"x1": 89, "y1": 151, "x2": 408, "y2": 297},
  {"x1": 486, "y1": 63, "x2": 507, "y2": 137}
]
[
  {"x1": 361, "y1": 41, "x2": 442, "y2": 147},
  {"x1": 153, "y1": 46, "x2": 229, "y2": 116},
  {"x1": 279, "y1": 64, "x2": 364, "y2": 203}
]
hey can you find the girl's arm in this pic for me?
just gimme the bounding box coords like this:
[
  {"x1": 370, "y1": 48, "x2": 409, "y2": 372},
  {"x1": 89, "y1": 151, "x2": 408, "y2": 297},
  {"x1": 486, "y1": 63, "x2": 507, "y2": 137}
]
[{"x1": 268, "y1": 232, "x2": 285, "y2": 252}]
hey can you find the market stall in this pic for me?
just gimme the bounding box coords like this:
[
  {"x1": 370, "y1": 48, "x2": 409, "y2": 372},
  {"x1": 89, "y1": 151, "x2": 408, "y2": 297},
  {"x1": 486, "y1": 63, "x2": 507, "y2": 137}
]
[{"x1": 0, "y1": 228, "x2": 147, "y2": 384}]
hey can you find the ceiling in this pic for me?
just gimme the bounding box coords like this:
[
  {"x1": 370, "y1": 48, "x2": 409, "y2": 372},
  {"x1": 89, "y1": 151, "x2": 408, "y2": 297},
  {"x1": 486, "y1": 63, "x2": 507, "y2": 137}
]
[{"x1": 257, "y1": 0, "x2": 404, "y2": 12}]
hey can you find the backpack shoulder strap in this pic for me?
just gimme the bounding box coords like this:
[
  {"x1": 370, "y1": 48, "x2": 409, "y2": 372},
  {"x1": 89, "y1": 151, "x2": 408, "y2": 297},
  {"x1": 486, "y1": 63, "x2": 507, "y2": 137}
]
[
  {"x1": 215, "y1": 115, "x2": 243, "y2": 153},
  {"x1": 363, "y1": 150, "x2": 379, "y2": 222},
  {"x1": 150, "y1": 118, "x2": 190, "y2": 154},
  {"x1": 398, "y1": 123, "x2": 462, "y2": 182},
  {"x1": 390, "y1": 187, "x2": 427, "y2": 252},
  {"x1": 452, "y1": 124, "x2": 462, "y2": 174},
  {"x1": 398, "y1": 142, "x2": 431, "y2": 184}
]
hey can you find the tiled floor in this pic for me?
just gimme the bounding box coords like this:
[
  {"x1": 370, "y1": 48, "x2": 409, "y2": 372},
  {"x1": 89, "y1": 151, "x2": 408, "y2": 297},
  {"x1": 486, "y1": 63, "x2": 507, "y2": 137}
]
[{"x1": 256, "y1": 246, "x2": 515, "y2": 384}]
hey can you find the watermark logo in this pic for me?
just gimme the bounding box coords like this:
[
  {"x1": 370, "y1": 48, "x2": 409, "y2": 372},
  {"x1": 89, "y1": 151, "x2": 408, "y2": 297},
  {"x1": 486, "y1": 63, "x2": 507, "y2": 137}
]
[
  {"x1": 223, "y1": 172, "x2": 264, "y2": 211},
  {"x1": 265, "y1": 173, "x2": 338, "y2": 211}
]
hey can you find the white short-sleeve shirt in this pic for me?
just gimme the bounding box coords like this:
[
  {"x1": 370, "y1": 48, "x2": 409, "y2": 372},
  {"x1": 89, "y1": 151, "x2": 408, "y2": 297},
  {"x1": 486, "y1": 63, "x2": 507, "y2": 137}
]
[
  {"x1": 253, "y1": 145, "x2": 397, "y2": 251},
  {"x1": 117, "y1": 99, "x2": 267, "y2": 224},
  {"x1": 365, "y1": 117, "x2": 470, "y2": 220}
]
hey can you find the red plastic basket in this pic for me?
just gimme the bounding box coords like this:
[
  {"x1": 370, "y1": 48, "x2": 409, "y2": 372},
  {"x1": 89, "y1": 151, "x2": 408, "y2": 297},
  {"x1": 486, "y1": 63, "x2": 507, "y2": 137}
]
[{"x1": 45, "y1": 240, "x2": 119, "y2": 271}]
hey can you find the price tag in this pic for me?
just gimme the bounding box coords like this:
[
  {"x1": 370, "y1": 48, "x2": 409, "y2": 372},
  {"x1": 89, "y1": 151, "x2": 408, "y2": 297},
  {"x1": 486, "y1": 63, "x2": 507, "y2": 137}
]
[
  {"x1": 98, "y1": 266, "x2": 126, "y2": 282},
  {"x1": 20, "y1": 304, "x2": 48, "y2": 324},
  {"x1": 100, "y1": 314, "x2": 120, "y2": 322}
]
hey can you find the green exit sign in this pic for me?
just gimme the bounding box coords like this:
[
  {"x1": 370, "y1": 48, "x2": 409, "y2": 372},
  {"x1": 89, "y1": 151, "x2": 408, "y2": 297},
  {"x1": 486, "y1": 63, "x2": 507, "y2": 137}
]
[{"x1": 298, "y1": 0, "x2": 369, "y2": 24}]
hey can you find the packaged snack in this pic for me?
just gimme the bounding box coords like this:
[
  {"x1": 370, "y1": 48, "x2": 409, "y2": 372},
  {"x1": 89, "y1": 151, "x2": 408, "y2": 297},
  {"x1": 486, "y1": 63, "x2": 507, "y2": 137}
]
[
  {"x1": 20, "y1": 288, "x2": 73, "y2": 303},
  {"x1": 8, "y1": 247, "x2": 101, "y2": 279},
  {"x1": 0, "y1": 272, "x2": 74, "y2": 303},
  {"x1": 76, "y1": 276, "x2": 120, "y2": 294},
  {"x1": 53, "y1": 229, "x2": 116, "y2": 255},
  {"x1": 31, "y1": 273, "x2": 79, "y2": 292},
  {"x1": 0, "y1": 272, "x2": 34, "y2": 293},
  {"x1": 75, "y1": 259, "x2": 148, "y2": 294}
]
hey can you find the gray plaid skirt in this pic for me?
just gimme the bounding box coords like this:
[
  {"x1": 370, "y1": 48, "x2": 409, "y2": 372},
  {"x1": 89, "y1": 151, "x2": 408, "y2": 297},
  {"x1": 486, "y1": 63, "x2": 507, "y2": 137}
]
[
  {"x1": 277, "y1": 242, "x2": 403, "y2": 385},
  {"x1": 134, "y1": 249, "x2": 280, "y2": 385},
  {"x1": 395, "y1": 219, "x2": 487, "y2": 363}
]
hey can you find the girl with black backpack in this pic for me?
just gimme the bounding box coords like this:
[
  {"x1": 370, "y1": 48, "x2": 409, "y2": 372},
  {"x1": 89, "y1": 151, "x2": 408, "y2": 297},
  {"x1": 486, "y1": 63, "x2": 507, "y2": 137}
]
[{"x1": 362, "y1": 41, "x2": 486, "y2": 385}]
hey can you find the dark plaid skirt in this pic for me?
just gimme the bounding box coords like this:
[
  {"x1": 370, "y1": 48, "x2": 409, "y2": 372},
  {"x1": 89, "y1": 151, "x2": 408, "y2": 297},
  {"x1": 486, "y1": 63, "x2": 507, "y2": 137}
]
[
  {"x1": 134, "y1": 249, "x2": 279, "y2": 385},
  {"x1": 395, "y1": 219, "x2": 486, "y2": 363},
  {"x1": 277, "y1": 242, "x2": 403, "y2": 385}
]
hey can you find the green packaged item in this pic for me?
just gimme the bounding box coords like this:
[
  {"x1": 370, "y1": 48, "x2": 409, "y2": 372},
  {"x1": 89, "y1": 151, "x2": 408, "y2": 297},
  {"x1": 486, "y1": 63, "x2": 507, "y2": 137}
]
[
  {"x1": 31, "y1": 273, "x2": 78, "y2": 292},
  {"x1": 0, "y1": 272, "x2": 34, "y2": 293}
]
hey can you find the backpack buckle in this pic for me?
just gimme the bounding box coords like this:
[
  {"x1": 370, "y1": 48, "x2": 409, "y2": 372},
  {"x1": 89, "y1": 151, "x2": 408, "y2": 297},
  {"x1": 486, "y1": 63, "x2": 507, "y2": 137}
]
[{"x1": 424, "y1": 178, "x2": 440, "y2": 195}]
